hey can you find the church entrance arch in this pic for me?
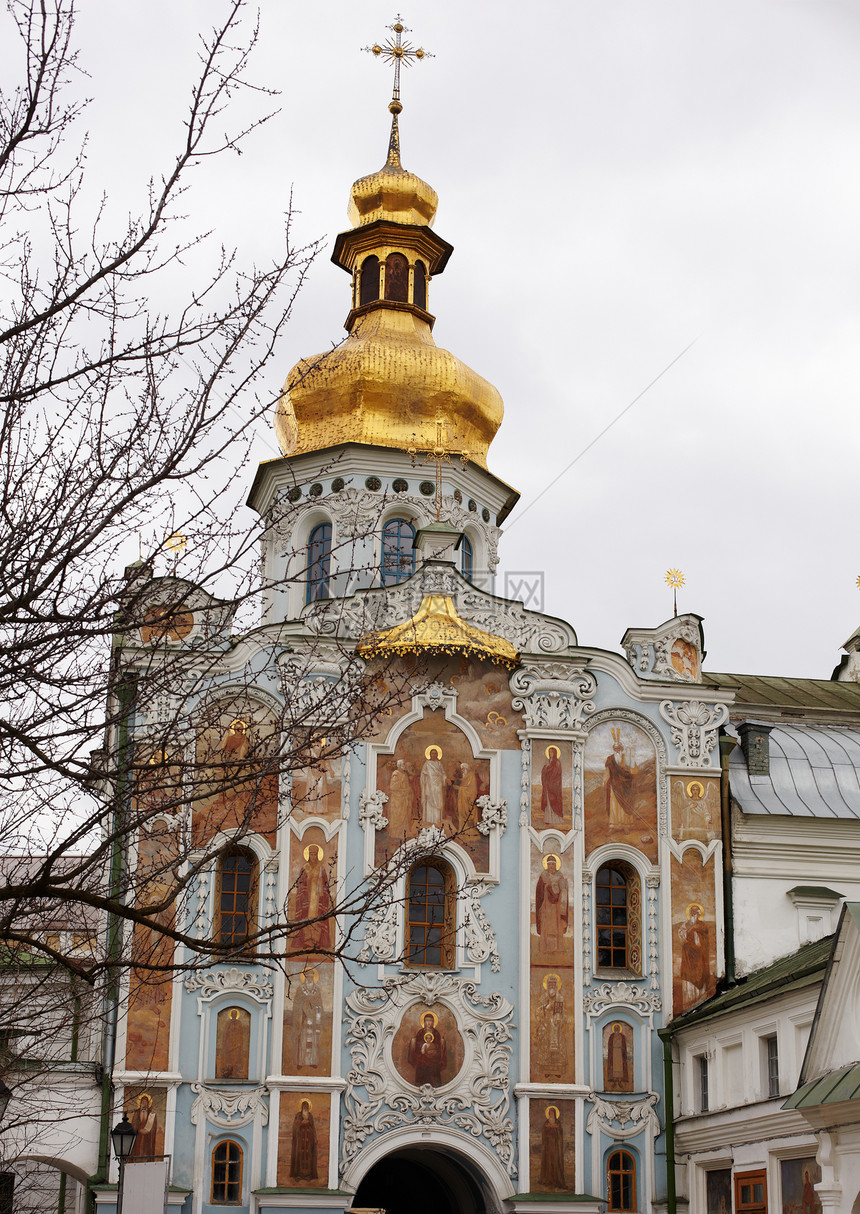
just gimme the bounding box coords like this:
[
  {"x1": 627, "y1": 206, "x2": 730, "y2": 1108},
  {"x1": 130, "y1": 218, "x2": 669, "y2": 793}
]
[{"x1": 350, "y1": 1143, "x2": 503, "y2": 1214}]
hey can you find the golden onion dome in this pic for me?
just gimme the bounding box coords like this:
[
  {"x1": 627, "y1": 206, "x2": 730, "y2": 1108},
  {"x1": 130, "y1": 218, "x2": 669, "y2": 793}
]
[
  {"x1": 347, "y1": 106, "x2": 438, "y2": 227},
  {"x1": 273, "y1": 108, "x2": 504, "y2": 469}
]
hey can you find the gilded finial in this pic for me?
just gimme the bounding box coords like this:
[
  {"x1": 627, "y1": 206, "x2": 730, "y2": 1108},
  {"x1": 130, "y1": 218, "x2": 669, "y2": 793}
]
[
  {"x1": 665, "y1": 568, "x2": 685, "y2": 618},
  {"x1": 364, "y1": 16, "x2": 433, "y2": 168}
]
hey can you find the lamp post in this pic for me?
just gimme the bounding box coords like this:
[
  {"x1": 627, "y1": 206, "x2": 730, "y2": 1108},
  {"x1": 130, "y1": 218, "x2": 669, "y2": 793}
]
[{"x1": 110, "y1": 1113, "x2": 137, "y2": 1214}]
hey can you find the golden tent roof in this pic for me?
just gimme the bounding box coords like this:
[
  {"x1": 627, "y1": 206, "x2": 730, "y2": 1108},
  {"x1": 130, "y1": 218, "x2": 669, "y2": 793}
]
[{"x1": 357, "y1": 595, "x2": 520, "y2": 669}]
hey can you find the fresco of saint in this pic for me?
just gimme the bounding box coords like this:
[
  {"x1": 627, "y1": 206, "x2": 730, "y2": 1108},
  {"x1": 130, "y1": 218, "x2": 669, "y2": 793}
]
[
  {"x1": 289, "y1": 1100, "x2": 317, "y2": 1181},
  {"x1": 420, "y1": 746, "x2": 445, "y2": 825},
  {"x1": 216, "y1": 1007, "x2": 251, "y2": 1079},
  {"x1": 293, "y1": 844, "x2": 333, "y2": 954},
  {"x1": 535, "y1": 854, "x2": 569, "y2": 955},
  {"x1": 540, "y1": 746, "x2": 564, "y2": 826},
  {"x1": 539, "y1": 1106, "x2": 566, "y2": 1189},
  {"x1": 408, "y1": 1012, "x2": 447, "y2": 1087},
  {"x1": 130, "y1": 1092, "x2": 159, "y2": 1157},
  {"x1": 294, "y1": 971, "x2": 324, "y2": 1070},
  {"x1": 535, "y1": 973, "x2": 567, "y2": 1080},
  {"x1": 679, "y1": 903, "x2": 710, "y2": 1007},
  {"x1": 584, "y1": 721, "x2": 658, "y2": 860},
  {"x1": 603, "y1": 1021, "x2": 633, "y2": 1093}
]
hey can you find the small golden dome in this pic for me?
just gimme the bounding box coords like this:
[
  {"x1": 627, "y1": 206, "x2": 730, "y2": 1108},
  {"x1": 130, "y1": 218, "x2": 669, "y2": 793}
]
[
  {"x1": 274, "y1": 109, "x2": 504, "y2": 469},
  {"x1": 348, "y1": 111, "x2": 438, "y2": 227},
  {"x1": 274, "y1": 308, "x2": 503, "y2": 469}
]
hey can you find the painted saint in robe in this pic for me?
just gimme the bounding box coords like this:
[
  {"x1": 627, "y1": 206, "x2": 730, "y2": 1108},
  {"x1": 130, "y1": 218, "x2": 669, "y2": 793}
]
[
  {"x1": 539, "y1": 1106, "x2": 566, "y2": 1189},
  {"x1": 420, "y1": 747, "x2": 445, "y2": 826},
  {"x1": 387, "y1": 759, "x2": 416, "y2": 839},
  {"x1": 130, "y1": 1093, "x2": 158, "y2": 1157},
  {"x1": 604, "y1": 1021, "x2": 632, "y2": 1092},
  {"x1": 679, "y1": 903, "x2": 710, "y2": 1007},
  {"x1": 408, "y1": 1012, "x2": 447, "y2": 1087},
  {"x1": 540, "y1": 746, "x2": 563, "y2": 826},
  {"x1": 294, "y1": 845, "x2": 332, "y2": 954},
  {"x1": 216, "y1": 1007, "x2": 250, "y2": 1079},
  {"x1": 535, "y1": 854, "x2": 569, "y2": 954},
  {"x1": 457, "y1": 762, "x2": 478, "y2": 826},
  {"x1": 289, "y1": 1100, "x2": 317, "y2": 1181},
  {"x1": 604, "y1": 727, "x2": 637, "y2": 827},
  {"x1": 294, "y1": 973, "x2": 324, "y2": 1069},
  {"x1": 536, "y1": 973, "x2": 567, "y2": 1079}
]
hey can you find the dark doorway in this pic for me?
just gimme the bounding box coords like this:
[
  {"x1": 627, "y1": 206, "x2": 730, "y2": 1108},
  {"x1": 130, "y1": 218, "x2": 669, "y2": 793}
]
[{"x1": 352, "y1": 1146, "x2": 492, "y2": 1214}]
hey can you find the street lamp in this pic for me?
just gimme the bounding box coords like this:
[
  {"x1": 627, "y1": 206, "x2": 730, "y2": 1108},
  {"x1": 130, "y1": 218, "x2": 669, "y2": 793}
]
[
  {"x1": 110, "y1": 1113, "x2": 137, "y2": 1214},
  {"x1": 0, "y1": 1078, "x2": 11, "y2": 1122}
]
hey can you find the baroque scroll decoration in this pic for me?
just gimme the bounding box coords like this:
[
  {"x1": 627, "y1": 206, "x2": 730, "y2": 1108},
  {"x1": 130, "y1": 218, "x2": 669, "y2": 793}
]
[
  {"x1": 476, "y1": 795, "x2": 507, "y2": 836},
  {"x1": 357, "y1": 886, "x2": 399, "y2": 965},
  {"x1": 359, "y1": 788, "x2": 389, "y2": 831},
  {"x1": 183, "y1": 967, "x2": 274, "y2": 1003},
  {"x1": 658, "y1": 699, "x2": 729, "y2": 768},
  {"x1": 342, "y1": 974, "x2": 516, "y2": 1175},
  {"x1": 582, "y1": 981, "x2": 662, "y2": 1017},
  {"x1": 585, "y1": 1093, "x2": 659, "y2": 1139},
  {"x1": 463, "y1": 881, "x2": 501, "y2": 971},
  {"x1": 509, "y1": 663, "x2": 597, "y2": 731},
  {"x1": 190, "y1": 1083, "x2": 269, "y2": 1128}
]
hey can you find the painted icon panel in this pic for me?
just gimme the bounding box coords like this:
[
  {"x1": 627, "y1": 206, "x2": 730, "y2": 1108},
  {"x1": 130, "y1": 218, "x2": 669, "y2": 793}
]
[
  {"x1": 529, "y1": 967, "x2": 575, "y2": 1084},
  {"x1": 391, "y1": 1003, "x2": 465, "y2": 1089},
  {"x1": 288, "y1": 827, "x2": 336, "y2": 959},
  {"x1": 215, "y1": 1006, "x2": 251, "y2": 1079},
  {"x1": 671, "y1": 850, "x2": 717, "y2": 1014},
  {"x1": 584, "y1": 720, "x2": 658, "y2": 861},
  {"x1": 125, "y1": 826, "x2": 177, "y2": 1071},
  {"x1": 277, "y1": 1092, "x2": 329, "y2": 1188},
  {"x1": 375, "y1": 710, "x2": 490, "y2": 870},
  {"x1": 602, "y1": 1020, "x2": 635, "y2": 1093},
  {"x1": 124, "y1": 1086, "x2": 166, "y2": 1158},
  {"x1": 283, "y1": 962, "x2": 334, "y2": 1076},
  {"x1": 194, "y1": 699, "x2": 279, "y2": 844},
  {"x1": 671, "y1": 776, "x2": 719, "y2": 843},
  {"x1": 291, "y1": 734, "x2": 342, "y2": 819},
  {"x1": 530, "y1": 846, "x2": 573, "y2": 968},
  {"x1": 529, "y1": 1099, "x2": 575, "y2": 1193},
  {"x1": 531, "y1": 742, "x2": 572, "y2": 830},
  {"x1": 780, "y1": 1157, "x2": 822, "y2": 1214}
]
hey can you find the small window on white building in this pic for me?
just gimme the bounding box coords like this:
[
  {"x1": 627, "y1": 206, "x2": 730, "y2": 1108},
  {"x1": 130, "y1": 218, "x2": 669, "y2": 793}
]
[
  {"x1": 764, "y1": 1034, "x2": 779, "y2": 1098},
  {"x1": 696, "y1": 1053, "x2": 709, "y2": 1113}
]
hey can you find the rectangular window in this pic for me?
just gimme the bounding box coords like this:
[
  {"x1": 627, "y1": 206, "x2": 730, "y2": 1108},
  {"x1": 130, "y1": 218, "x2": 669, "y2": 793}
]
[
  {"x1": 766, "y1": 1035, "x2": 779, "y2": 1098},
  {"x1": 735, "y1": 1169, "x2": 767, "y2": 1214},
  {"x1": 697, "y1": 1054, "x2": 709, "y2": 1113}
]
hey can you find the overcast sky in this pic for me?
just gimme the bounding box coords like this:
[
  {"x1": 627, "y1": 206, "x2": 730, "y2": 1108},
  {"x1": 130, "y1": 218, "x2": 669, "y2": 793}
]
[{"x1": 65, "y1": 2, "x2": 860, "y2": 678}]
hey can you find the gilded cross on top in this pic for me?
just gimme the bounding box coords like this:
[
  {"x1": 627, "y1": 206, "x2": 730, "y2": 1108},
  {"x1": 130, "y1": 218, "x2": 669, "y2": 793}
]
[
  {"x1": 364, "y1": 16, "x2": 433, "y2": 106},
  {"x1": 406, "y1": 412, "x2": 479, "y2": 522}
]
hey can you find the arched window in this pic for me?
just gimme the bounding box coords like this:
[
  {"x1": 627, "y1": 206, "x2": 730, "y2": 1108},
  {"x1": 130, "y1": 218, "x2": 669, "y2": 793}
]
[
  {"x1": 460, "y1": 535, "x2": 473, "y2": 583},
  {"x1": 305, "y1": 522, "x2": 332, "y2": 603},
  {"x1": 607, "y1": 1149, "x2": 636, "y2": 1213},
  {"x1": 406, "y1": 859, "x2": 456, "y2": 968},
  {"x1": 595, "y1": 862, "x2": 642, "y2": 973},
  {"x1": 384, "y1": 252, "x2": 409, "y2": 301},
  {"x1": 217, "y1": 847, "x2": 257, "y2": 947},
  {"x1": 413, "y1": 259, "x2": 427, "y2": 310},
  {"x1": 381, "y1": 518, "x2": 416, "y2": 585},
  {"x1": 212, "y1": 1140, "x2": 243, "y2": 1204},
  {"x1": 360, "y1": 255, "x2": 380, "y2": 304}
]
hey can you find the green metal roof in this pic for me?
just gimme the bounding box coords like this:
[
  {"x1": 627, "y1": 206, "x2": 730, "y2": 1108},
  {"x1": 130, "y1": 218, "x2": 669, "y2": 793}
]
[
  {"x1": 662, "y1": 934, "x2": 833, "y2": 1034},
  {"x1": 703, "y1": 672, "x2": 860, "y2": 716},
  {"x1": 784, "y1": 1061, "x2": 860, "y2": 1109}
]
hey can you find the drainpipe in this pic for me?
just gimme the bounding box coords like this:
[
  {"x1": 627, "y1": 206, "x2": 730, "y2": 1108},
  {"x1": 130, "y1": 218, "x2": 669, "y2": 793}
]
[
  {"x1": 719, "y1": 733, "x2": 737, "y2": 985},
  {"x1": 88, "y1": 667, "x2": 137, "y2": 1213},
  {"x1": 662, "y1": 1033, "x2": 676, "y2": 1214}
]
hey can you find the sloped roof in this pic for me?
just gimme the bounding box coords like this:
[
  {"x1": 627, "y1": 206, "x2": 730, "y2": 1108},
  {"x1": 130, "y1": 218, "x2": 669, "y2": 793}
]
[
  {"x1": 728, "y1": 723, "x2": 860, "y2": 818},
  {"x1": 662, "y1": 933, "x2": 833, "y2": 1034},
  {"x1": 703, "y1": 672, "x2": 860, "y2": 716},
  {"x1": 784, "y1": 1061, "x2": 860, "y2": 1109}
]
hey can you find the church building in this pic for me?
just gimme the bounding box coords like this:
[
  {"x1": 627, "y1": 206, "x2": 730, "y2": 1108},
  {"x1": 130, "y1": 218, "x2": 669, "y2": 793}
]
[{"x1": 9, "y1": 23, "x2": 860, "y2": 1214}]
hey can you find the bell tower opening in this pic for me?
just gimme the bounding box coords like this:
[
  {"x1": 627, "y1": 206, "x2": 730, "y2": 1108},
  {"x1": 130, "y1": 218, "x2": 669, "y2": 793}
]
[{"x1": 351, "y1": 1145, "x2": 498, "y2": 1214}]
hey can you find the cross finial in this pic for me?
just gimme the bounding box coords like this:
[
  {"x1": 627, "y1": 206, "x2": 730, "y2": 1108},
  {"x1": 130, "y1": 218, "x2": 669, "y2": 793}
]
[
  {"x1": 364, "y1": 17, "x2": 433, "y2": 111},
  {"x1": 405, "y1": 410, "x2": 480, "y2": 522}
]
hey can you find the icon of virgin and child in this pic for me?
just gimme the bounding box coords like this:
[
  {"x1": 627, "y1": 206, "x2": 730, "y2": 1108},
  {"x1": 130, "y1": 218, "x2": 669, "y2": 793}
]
[{"x1": 377, "y1": 716, "x2": 490, "y2": 852}]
